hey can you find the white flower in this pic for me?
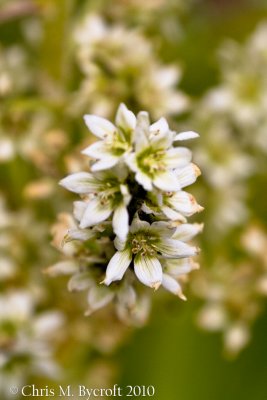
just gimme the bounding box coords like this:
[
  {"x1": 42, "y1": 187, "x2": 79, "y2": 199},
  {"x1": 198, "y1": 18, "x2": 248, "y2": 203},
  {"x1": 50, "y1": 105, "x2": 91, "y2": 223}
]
[
  {"x1": 103, "y1": 215, "x2": 199, "y2": 290},
  {"x1": 82, "y1": 103, "x2": 136, "y2": 171},
  {"x1": 60, "y1": 167, "x2": 131, "y2": 240},
  {"x1": 126, "y1": 112, "x2": 192, "y2": 191}
]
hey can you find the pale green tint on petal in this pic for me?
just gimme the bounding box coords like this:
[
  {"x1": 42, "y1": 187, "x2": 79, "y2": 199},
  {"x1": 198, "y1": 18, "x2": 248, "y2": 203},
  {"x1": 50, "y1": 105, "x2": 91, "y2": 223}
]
[
  {"x1": 87, "y1": 286, "x2": 114, "y2": 314},
  {"x1": 164, "y1": 147, "x2": 192, "y2": 169},
  {"x1": 59, "y1": 172, "x2": 100, "y2": 194},
  {"x1": 174, "y1": 131, "x2": 199, "y2": 141},
  {"x1": 156, "y1": 238, "x2": 197, "y2": 258},
  {"x1": 172, "y1": 223, "x2": 204, "y2": 241},
  {"x1": 130, "y1": 215, "x2": 150, "y2": 233},
  {"x1": 79, "y1": 198, "x2": 113, "y2": 228},
  {"x1": 115, "y1": 103, "x2": 136, "y2": 131},
  {"x1": 112, "y1": 204, "x2": 129, "y2": 241},
  {"x1": 83, "y1": 115, "x2": 116, "y2": 139},
  {"x1": 103, "y1": 248, "x2": 132, "y2": 285},
  {"x1": 153, "y1": 171, "x2": 181, "y2": 191},
  {"x1": 134, "y1": 254, "x2": 162, "y2": 289}
]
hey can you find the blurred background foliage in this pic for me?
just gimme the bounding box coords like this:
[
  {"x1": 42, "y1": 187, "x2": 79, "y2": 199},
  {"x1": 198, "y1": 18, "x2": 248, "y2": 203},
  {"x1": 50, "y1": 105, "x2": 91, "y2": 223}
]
[{"x1": 1, "y1": 0, "x2": 267, "y2": 399}]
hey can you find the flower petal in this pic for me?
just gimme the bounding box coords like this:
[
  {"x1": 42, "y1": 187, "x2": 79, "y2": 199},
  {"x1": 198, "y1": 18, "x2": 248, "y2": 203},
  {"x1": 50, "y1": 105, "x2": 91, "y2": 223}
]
[
  {"x1": 162, "y1": 205, "x2": 187, "y2": 222},
  {"x1": 164, "y1": 147, "x2": 192, "y2": 169},
  {"x1": 115, "y1": 103, "x2": 136, "y2": 131},
  {"x1": 149, "y1": 117, "x2": 169, "y2": 136},
  {"x1": 153, "y1": 171, "x2": 181, "y2": 191},
  {"x1": 112, "y1": 204, "x2": 129, "y2": 241},
  {"x1": 174, "y1": 131, "x2": 199, "y2": 141},
  {"x1": 134, "y1": 254, "x2": 162, "y2": 289},
  {"x1": 175, "y1": 163, "x2": 201, "y2": 188},
  {"x1": 167, "y1": 191, "x2": 203, "y2": 216},
  {"x1": 134, "y1": 111, "x2": 150, "y2": 152},
  {"x1": 135, "y1": 171, "x2": 153, "y2": 191},
  {"x1": 59, "y1": 172, "x2": 100, "y2": 194},
  {"x1": 162, "y1": 273, "x2": 186, "y2": 300},
  {"x1": 86, "y1": 286, "x2": 114, "y2": 314},
  {"x1": 156, "y1": 238, "x2": 198, "y2": 258},
  {"x1": 172, "y1": 223, "x2": 204, "y2": 241},
  {"x1": 79, "y1": 198, "x2": 113, "y2": 228},
  {"x1": 103, "y1": 249, "x2": 132, "y2": 285},
  {"x1": 73, "y1": 201, "x2": 87, "y2": 221},
  {"x1": 82, "y1": 141, "x2": 111, "y2": 159},
  {"x1": 83, "y1": 115, "x2": 116, "y2": 139},
  {"x1": 164, "y1": 258, "x2": 198, "y2": 277},
  {"x1": 91, "y1": 157, "x2": 119, "y2": 171}
]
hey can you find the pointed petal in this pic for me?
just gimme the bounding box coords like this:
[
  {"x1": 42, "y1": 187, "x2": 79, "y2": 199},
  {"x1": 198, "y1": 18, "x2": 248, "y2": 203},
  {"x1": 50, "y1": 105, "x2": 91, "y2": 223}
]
[
  {"x1": 162, "y1": 274, "x2": 186, "y2": 300},
  {"x1": 83, "y1": 115, "x2": 116, "y2": 138},
  {"x1": 79, "y1": 198, "x2": 113, "y2": 228},
  {"x1": 164, "y1": 258, "x2": 197, "y2": 277},
  {"x1": 86, "y1": 286, "x2": 114, "y2": 314},
  {"x1": 134, "y1": 111, "x2": 150, "y2": 152},
  {"x1": 44, "y1": 261, "x2": 78, "y2": 277},
  {"x1": 130, "y1": 215, "x2": 150, "y2": 233},
  {"x1": 59, "y1": 172, "x2": 99, "y2": 194},
  {"x1": 91, "y1": 157, "x2": 119, "y2": 171},
  {"x1": 149, "y1": 117, "x2": 169, "y2": 136},
  {"x1": 168, "y1": 191, "x2": 203, "y2": 216},
  {"x1": 172, "y1": 223, "x2": 204, "y2": 241},
  {"x1": 162, "y1": 205, "x2": 187, "y2": 222},
  {"x1": 115, "y1": 103, "x2": 136, "y2": 131},
  {"x1": 153, "y1": 171, "x2": 181, "y2": 191},
  {"x1": 103, "y1": 249, "x2": 132, "y2": 285},
  {"x1": 112, "y1": 204, "x2": 129, "y2": 241},
  {"x1": 82, "y1": 141, "x2": 111, "y2": 159},
  {"x1": 174, "y1": 131, "x2": 199, "y2": 141},
  {"x1": 68, "y1": 272, "x2": 93, "y2": 291},
  {"x1": 175, "y1": 163, "x2": 201, "y2": 188},
  {"x1": 136, "y1": 171, "x2": 153, "y2": 191},
  {"x1": 156, "y1": 238, "x2": 198, "y2": 258},
  {"x1": 134, "y1": 254, "x2": 162, "y2": 289},
  {"x1": 73, "y1": 201, "x2": 87, "y2": 221},
  {"x1": 164, "y1": 147, "x2": 192, "y2": 168}
]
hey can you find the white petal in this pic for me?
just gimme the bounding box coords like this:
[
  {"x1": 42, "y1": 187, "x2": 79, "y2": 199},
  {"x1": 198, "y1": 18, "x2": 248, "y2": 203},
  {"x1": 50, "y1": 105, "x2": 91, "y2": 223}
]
[
  {"x1": 164, "y1": 258, "x2": 197, "y2": 277},
  {"x1": 156, "y1": 238, "x2": 198, "y2": 258},
  {"x1": 65, "y1": 228, "x2": 94, "y2": 242},
  {"x1": 130, "y1": 215, "x2": 150, "y2": 233},
  {"x1": 44, "y1": 261, "x2": 77, "y2": 277},
  {"x1": 79, "y1": 198, "x2": 113, "y2": 228},
  {"x1": 134, "y1": 111, "x2": 150, "y2": 152},
  {"x1": 162, "y1": 205, "x2": 187, "y2": 222},
  {"x1": 153, "y1": 171, "x2": 181, "y2": 191},
  {"x1": 174, "y1": 131, "x2": 199, "y2": 141},
  {"x1": 149, "y1": 117, "x2": 169, "y2": 135},
  {"x1": 134, "y1": 255, "x2": 162, "y2": 289},
  {"x1": 91, "y1": 157, "x2": 119, "y2": 171},
  {"x1": 73, "y1": 201, "x2": 87, "y2": 221},
  {"x1": 135, "y1": 171, "x2": 153, "y2": 191},
  {"x1": 83, "y1": 115, "x2": 116, "y2": 138},
  {"x1": 164, "y1": 147, "x2": 192, "y2": 169},
  {"x1": 112, "y1": 204, "x2": 129, "y2": 241},
  {"x1": 103, "y1": 249, "x2": 132, "y2": 285},
  {"x1": 172, "y1": 223, "x2": 204, "y2": 241},
  {"x1": 168, "y1": 191, "x2": 203, "y2": 216},
  {"x1": 68, "y1": 272, "x2": 93, "y2": 291},
  {"x1": 115, "y1": 103, "x2": 136, "y2": 131},
  {"x1": 86, "y1": 286, "x2": 114, "y2": 314},
  {"x1": 59, "y1": 172, "x2": 99, "y2": 194},
  {"x1": 82, "y1": 141, "x2": 111, "y2": 159},
  {"x1": 176, "y1": 163, "x2": 201, "y2": 188},
  {"x1": 162, "y1": 274, "x2": 186, "y2": 299}
]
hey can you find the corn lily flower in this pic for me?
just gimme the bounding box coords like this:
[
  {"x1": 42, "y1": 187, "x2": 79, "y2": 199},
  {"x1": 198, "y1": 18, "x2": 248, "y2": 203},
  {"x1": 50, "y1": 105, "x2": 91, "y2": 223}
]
[{"x1": 103, "y1": 215, "x2": 199, "y2": 289}]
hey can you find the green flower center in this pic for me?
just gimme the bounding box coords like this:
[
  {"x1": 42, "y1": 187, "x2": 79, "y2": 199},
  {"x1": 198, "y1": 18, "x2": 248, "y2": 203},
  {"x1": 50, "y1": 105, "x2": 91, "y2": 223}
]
[
  {"x1": 130, "y1": 232, "x2": 158, "y2": 256},
  {"x1": 137, "y1": 148, "x2": 166, "y2": 177}
]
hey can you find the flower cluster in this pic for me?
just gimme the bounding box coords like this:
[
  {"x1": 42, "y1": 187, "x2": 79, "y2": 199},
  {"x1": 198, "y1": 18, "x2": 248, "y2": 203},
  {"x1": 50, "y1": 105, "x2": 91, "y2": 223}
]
[
  {"x1": 72, "y1": 14, "x2": 188, "y2": 119},
  {"x1": 52, "y1": 104, "x2": 202, "y2": 322}
]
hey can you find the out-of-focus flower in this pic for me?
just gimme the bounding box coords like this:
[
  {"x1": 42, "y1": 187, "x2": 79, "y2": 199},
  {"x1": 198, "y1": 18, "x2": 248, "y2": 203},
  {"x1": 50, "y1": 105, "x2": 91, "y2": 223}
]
[{"x1": 72, "y1": 14, "x2": 188, "y2": 119}]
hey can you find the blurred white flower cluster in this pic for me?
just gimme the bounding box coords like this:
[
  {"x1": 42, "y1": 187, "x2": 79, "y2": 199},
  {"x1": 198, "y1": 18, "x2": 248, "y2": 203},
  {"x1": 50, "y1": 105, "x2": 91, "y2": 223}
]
[
  {"x1": 72, "y1": 14, "x2": 188, "y2": 119},
  {"x1": 49, "y1": 104, "x2": 202, "y2": 324}
]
